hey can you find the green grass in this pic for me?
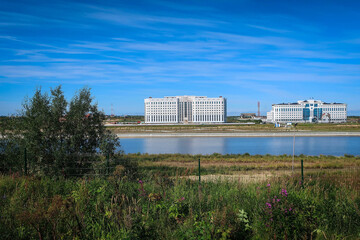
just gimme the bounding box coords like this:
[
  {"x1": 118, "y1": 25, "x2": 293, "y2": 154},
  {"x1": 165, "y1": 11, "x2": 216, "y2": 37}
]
[
  {"x1": 0, "y1": 168, "x2": 359, "y2": 239},
  {"x1": 128, "y1": 153, "x2": 360, "y2": 177}
]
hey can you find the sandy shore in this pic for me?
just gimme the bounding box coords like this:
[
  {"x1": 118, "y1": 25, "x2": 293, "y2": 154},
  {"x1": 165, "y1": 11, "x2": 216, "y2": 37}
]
[{"x1": 116, "y1": 131, "x2": 360, "y2": 138}]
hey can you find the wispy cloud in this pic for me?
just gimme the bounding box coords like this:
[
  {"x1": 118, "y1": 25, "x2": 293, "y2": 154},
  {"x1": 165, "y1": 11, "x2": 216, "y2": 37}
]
[
  {"x1": 281, "y1": 49, "x2": 358, "y2": 59},
  {"x1": 246, "y1": 24, "x2": 290, "y2": 33},
  {"x1": 87, "y1": 6, "x2": 223, "y2": 28},
  {"x1": 203, "y1": 31, "x2": 304, "y2": 49}
]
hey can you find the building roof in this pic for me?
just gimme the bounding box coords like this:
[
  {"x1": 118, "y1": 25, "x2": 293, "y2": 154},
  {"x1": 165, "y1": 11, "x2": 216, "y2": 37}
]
[{"x1": 272, "y1": 100, "x2": 346, "y2": 106}]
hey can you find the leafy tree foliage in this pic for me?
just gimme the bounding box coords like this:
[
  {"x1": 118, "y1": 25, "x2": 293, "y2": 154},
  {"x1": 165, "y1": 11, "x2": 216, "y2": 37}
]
[{"x1": 0, "y1": 86, "x2": 120, "y2": 176}]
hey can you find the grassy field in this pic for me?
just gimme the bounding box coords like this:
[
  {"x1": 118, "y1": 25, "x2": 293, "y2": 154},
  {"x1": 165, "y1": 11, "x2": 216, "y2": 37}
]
[
  {"x1": 1, "y1": 151, "x2": 360, "y2": 239},
  {"x1": 129, "y1": 153, "x2": 360, "y2": 179},
  {"x1": 1, "y1": 168, "x2": 359, "y2": 239},
  {"x1": 108, "y1": 122, "x2": 360, "y2": 134}
]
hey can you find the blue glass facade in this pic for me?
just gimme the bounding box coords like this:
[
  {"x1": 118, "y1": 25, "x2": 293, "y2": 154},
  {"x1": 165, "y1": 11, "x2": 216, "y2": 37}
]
[
  {"x1": 303, "y1": 108, "x2": 310, "y2": 120},
  {"x1": 314, "y1": 108, "x2": 323, "y2": 120}
]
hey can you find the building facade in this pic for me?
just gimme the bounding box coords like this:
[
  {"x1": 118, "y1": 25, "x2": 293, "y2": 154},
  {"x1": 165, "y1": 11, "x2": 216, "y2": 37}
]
[
  {"x1": 266, "y1": 99, "x2": 347, "y2": 123},
  {"x1": 144, "y1": 96, "x2": 227, "y2": 124}
]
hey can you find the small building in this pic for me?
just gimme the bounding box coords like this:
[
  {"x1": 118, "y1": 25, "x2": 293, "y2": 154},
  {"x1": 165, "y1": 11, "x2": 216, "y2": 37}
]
[{"x1": 240, "y1": 113, "x2": 257, "y2": 119}]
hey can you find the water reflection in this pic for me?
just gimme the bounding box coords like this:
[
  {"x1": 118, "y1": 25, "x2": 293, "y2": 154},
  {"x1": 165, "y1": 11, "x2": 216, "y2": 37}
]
[
  {"x1": 119, "y1": 137, "x2": 360, "y2": 156},
  {"x1": 142, "y1": 137, "x2": 226, "y2": 154}
]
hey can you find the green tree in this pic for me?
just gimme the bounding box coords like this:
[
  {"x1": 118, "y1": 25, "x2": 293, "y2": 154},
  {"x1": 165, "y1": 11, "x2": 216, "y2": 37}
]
[{"x1": 0, "y1": 86, "x2": 120, "y2": 176}]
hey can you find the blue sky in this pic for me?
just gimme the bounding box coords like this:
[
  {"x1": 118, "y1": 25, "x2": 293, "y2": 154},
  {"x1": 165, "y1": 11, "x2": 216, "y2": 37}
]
[{"x1": 1, "y1": 0, "x2": 360, "y2": 116}]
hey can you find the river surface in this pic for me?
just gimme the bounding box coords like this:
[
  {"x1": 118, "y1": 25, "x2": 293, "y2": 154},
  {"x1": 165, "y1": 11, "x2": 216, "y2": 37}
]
[{"x1": 119, "y1": 136, "x2": 360, "y2": 156}]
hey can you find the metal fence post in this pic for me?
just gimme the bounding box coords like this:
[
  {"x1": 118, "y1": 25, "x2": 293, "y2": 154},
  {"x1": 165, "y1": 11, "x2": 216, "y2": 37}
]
[
  {"x1": 198, "y1": 158, "x2": 201, "y2": 184},
  {"x1": 301, "y1": 159, "x2": 304, "y2": 186}
]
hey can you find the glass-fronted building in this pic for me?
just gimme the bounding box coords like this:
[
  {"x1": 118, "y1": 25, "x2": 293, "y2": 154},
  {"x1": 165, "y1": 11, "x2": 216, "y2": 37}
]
[
  {"x1": 144, "y1": 96, "x2": 227, "y2": 124},
  {"x1": 266, "y1": 99, "x2": 347, "y2": 123}
]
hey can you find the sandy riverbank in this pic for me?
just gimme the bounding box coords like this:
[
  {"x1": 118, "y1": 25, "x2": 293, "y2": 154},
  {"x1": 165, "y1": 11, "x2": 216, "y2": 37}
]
[{"x1": 116, "y1": 131, "x2": 360, "y2": 138}]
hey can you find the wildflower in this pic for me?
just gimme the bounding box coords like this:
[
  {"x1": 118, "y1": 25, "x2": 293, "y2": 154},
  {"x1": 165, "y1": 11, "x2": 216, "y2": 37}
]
[
  {"x1": 138, "y1": 180, "x2": 146, "y2": 197},
  {"x1": 270, "y1": 218, "x2": 273, "y2": 221},
  {"x1": 178, "y1": 197, "x2": 185, "y2": 202},
  {"x1": 277, "y1": 199, "x2": 280, "y2": 202},
  {"x1": 267, "y1": 184, "x2": 271, "y2": 187},
  {"x1": 289, "y1": 208, "x2": 292, "y2": 212},
  {"x1": 266, "y1": 202, "x2": 272, "y2": 209},
  {"x1": 281, "y1": 188, "x2": 288, "y2": 197}
]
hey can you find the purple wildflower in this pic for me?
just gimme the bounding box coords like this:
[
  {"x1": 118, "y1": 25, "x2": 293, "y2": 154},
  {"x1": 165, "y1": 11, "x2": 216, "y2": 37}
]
[
  {"x1": 277, "y1": 199, "x2": 280, "y2": 202},
  {"x1": 178, "y1": 197, "x2": 185, "y2": 202},
  {"x1": 281, "y1": 188, "x2": 288, "y2": 197},
  {"x1": 289, "y1": 208, "x2": 292, "y2": 212},
  {"x1": 138, "y1": 180, "x2": 146, "y2": 196},
  {"x1": 266, "y1": 202, "x2": 272, "y2": 209},
  {"x1": 267, "y1": 184, "x2": 271, "y2": 187}
]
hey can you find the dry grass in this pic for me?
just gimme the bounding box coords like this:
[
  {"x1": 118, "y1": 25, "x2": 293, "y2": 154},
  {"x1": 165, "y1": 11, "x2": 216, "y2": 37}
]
[
  {"x1": 184, "y1": 168, "x2": 359, "y2": 183},
  {"x1": 136, "y1": 154, "x2": 360, "y2": 183}
]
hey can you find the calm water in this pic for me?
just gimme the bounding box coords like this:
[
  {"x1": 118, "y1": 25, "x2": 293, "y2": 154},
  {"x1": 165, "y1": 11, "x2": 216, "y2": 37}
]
[{"x1": 119, "y1": 137, "x2": 360, "y2": 156}]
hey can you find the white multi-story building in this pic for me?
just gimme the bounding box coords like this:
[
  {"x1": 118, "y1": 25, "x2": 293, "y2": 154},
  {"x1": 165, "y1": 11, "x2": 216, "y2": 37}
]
[
  {"x1": 266, "y1": 99, "x2": 347, "y2": 123},
  {"x1": 144, "y1": 96, "x2": 227, "y2": 124}
]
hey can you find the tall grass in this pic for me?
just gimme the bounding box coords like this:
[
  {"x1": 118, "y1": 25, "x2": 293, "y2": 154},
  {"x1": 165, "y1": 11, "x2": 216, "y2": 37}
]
[{"x1": 0, "y1": 169, "x2": 359, "y2": 239}]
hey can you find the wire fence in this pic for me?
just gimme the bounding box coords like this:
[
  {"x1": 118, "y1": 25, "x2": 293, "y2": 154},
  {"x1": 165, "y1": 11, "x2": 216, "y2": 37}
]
[
  {"x1": 1, "y1": 146, "x2": 359, "y2": 185},
  {"x1": 0, "y1": 147, "x2": 138, "y2": 178}
]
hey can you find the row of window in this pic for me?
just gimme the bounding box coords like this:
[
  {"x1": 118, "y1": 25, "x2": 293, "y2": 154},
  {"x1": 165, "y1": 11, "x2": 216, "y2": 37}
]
[
  {"x1": 146, "y1": 109, "x2": 223, "y2": 112},
  {"x1": 146, "y1": 114, "x2": 225, "y2": 122},
  {"x1": 275, "y1": 119, "x2": 347, "y2": 122},
  {"x1": 195, "y1": 102, "x2": 223, "y2": 105},
  {"x1": 146, "y1": 101, "x2": 224, "y2": 106},
  {"x1": 275, "y1": 107, "x2": 346, "y2": 111},
  {"x1": 147, "y1": 115, "x2": 177, "y2": 122},
  {"x1": 275, "y1": 108, "x2": 302, "y2": 112},
  {"x1": 146, "y1": 108, "x2": 177, "y2": 110},
  {"x1": 194, "y1": 114, "x2": 224, "y2": 122},
  {"x1": 146, "y1": 102, "x2": 177, "y2": 106}
]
